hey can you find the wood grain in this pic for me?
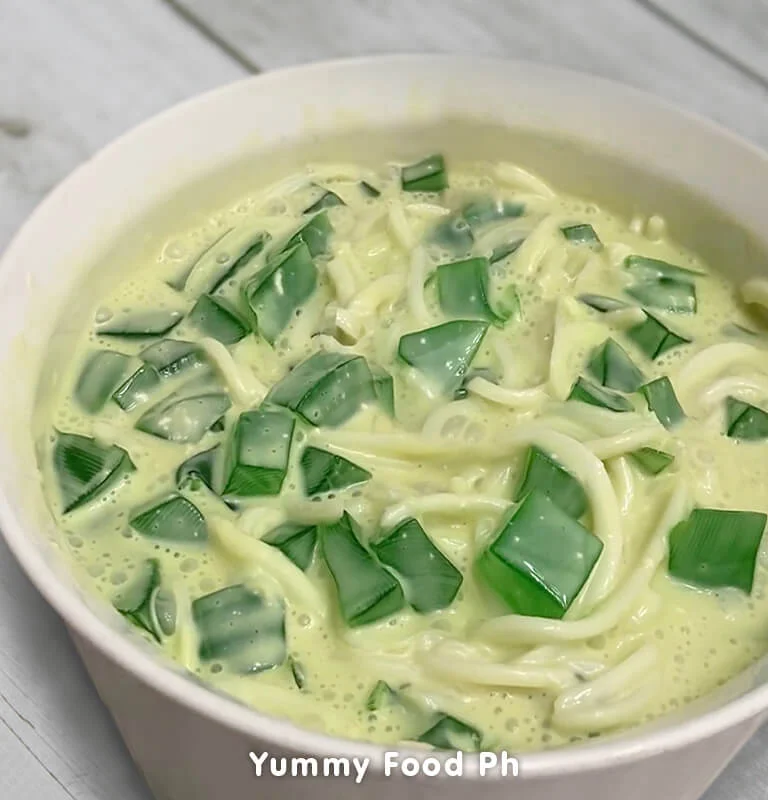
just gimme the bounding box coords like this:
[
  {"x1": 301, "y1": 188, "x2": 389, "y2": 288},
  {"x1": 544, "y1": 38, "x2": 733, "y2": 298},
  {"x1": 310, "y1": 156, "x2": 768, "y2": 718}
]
[
  {"x1": 0, "y1": 554, "x2": 151, "y2": 800},
  {"x1": 705, "y1": 728, "x2": 768, "y2": 799},
  {"x1": 646, "y1": 0, "x2": 768, "y2": 87},
  {"x1": 0, "y1": 0, "x2": 245, "y2": 252},
  {"x1": 176, "y1": 0, "x2": 768, "y2": 147}
]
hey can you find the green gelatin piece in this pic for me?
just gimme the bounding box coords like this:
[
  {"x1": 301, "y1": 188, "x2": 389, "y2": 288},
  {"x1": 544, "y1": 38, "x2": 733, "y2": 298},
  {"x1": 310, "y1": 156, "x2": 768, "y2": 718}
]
[
  {"x1": 188, "y1": 295, "x2": 250, "y2": 345},
  {"x1": 222, "y1": 406, "x2": 295, "y2": 496},
  {"x1": 398, "y1": 320, "x2": 489, "y2": 396},
  {"x1": 401, "y1": 154, "x2": 447, "y2": 192},
  {"x1": 300, "y1": 446, "x2": 371, "y2": 496},
  {"x1": 320, "y1": 513, "x2": 406, "y2": 627},
  {"x1": 627, "y1": 313, "x2": 691, "y2": 360},
  {"x1": 139, "y1": 339, "x2": 205, "y2": 378},
  {"x1": 668, "y1": 508, "x2": 767, "y2": 594},
  {"x1": 53, "y1": 432, "x2": 135, "y2": 513},
  {"x1": 640, "y1": 377, "x2": 685, "y2": 430},
  {"x1": 267, "y1": 351, "x2": 376, "y2": 427},
  {"x1": 587, "y1": 338, "x2": 645, "y2": 393},
  {"x1": 476, "y1": 490, "x2": 603, "y2": 619},
  {"x1": 262, "y1": 522, "x2": 319, "y2": 571},
  {"x1": 129, "y1": 494, "x2": 208, "y2": 543},
  {"x1": 192, "y1": 584, "x2": 286, "y2": 674},
  {"x1": 112, "y1": 364, "x2": 161, "y2": 411},
  {"x1": 74, "y1": 350, "x2": 131, "y2": 413},
  {"x1": 417, "y1": 715, "x2": 483, "y2": 751},
  {"x1": 567, "y1": 377, "x2": 634, "y2": 412},
  {"x1": 372, "y1": 517, "x2": 462, "y2": 613},
  {"x1": 242, "y1": 242, "x2": 317, "y2": 344},
  {"x1": 283, "y1": 211, "x2": 334, "y2": 258},
  {"x1": 436, "y1": 257, "x2": 501, "y2": 323},
  {"x1": 561, "y1": 223, "x2": 602, "y2": 249},
  {"x1": 514, "y1": 446, "x2": 588, "y2": 519},
  {"x1": 725, "y1": 396, "x2": 768, "y2": 441}
]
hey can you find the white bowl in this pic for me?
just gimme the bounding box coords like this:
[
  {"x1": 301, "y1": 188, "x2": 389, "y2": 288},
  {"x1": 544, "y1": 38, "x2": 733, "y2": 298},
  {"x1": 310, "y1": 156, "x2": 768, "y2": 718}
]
[{"x1": 2, "y1": 55, "x2": 768, "y2": 800}]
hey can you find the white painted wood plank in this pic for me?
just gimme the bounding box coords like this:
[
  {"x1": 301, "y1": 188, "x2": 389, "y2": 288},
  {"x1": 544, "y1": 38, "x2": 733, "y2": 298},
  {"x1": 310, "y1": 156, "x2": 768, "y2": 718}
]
[
  {"x1": 177, "y1": 0, "x2": 768, "y2": 149},
  {"x1": 0, "y1": 710, "x2": 83, "y2": 800},
  {"x1": 0, "y1": 546, "x2": 150, "y2": 800},
  {"x1": 647, "y1": 0, "x2": 768, "y2": 85},
  {"x1": 705, "y1": 724, "x2": 768, "y2": 799},
  {"x1": 0, "y1": 1, "x2": 245, "y2": 797},
  {"x1": 0, "y1": 0, "x2": 246, "y2": 252}
]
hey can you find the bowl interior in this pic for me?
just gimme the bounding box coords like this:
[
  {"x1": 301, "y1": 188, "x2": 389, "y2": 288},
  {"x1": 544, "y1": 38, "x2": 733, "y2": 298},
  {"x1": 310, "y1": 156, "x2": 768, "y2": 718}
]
[{"x1": 3, "y1": 56, "x2": 768, "y2": 774}]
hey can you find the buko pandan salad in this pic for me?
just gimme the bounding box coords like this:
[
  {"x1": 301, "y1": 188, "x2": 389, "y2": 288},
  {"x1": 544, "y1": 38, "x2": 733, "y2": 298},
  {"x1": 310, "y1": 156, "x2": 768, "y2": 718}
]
[{"x1": 37, "y1": 154, "x2": 768, "y2": 752}]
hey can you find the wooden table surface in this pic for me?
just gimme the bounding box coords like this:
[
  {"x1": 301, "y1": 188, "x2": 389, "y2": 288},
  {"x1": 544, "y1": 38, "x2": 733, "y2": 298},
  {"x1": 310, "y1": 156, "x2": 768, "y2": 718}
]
[{"x1": 4, "y1": 1, "x2": 768, "y2": 797}]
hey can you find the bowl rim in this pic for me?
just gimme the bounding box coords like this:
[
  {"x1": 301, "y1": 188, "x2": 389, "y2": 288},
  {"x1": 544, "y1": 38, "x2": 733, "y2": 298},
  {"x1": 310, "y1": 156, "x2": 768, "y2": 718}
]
[{"x1": 3, "y1": 53, "x2": 768, "y2": 779}]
